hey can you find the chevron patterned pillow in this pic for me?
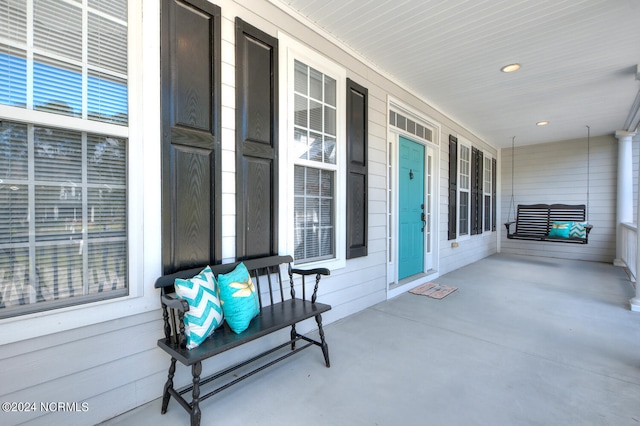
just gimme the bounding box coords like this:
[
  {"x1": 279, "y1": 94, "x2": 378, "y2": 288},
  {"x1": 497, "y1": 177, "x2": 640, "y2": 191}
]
[
  {"x1": 174, "y1": 266, "x2": 224, "y2": 349},
  {"x1": 569, "y1": 222, "x2": 588, "y2": 239}
]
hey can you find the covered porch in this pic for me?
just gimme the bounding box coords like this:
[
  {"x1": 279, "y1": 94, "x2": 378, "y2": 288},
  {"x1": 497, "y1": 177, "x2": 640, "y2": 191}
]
[{"x1": 103, "y1": 253, "x2": 640, "y2": 425}]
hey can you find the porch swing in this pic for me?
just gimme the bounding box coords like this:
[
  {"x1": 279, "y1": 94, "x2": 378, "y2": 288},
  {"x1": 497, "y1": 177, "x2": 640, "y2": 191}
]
[{"x1": 504, "y1": 127, "x2": 593, "y2": 244}]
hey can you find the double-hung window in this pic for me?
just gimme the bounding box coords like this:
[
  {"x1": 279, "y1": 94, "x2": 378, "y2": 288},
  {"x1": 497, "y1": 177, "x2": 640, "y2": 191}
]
[
  {"x1": 484, "y1": 156, "x2": 492, "y2": 232},
  {"x1": 281, "y1": 34, "x2": 345, "y2": 268},
  {"x1": 458, "y1": 143, "x2": 470, "y2": 237},
  {"x1": 293, "y1": 60, "x2": 336, "y2": 263},
  {"x1": 0, "y1": 0, "x2": 129, "y2": 318}
]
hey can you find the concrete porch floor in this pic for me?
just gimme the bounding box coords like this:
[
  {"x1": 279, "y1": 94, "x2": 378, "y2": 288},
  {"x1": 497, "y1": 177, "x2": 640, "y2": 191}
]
[{"x1": 102, "y1": 253, "x2": 640, "y2": 425}]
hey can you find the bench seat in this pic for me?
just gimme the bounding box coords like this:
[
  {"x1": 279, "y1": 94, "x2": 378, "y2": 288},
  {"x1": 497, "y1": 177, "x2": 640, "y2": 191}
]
[
  {"x1": 155, "y1": 255, "x2": 331, "y2": 426},
  {"x1": 158, "y1": 297, "x2": 331, "y2": 365}
]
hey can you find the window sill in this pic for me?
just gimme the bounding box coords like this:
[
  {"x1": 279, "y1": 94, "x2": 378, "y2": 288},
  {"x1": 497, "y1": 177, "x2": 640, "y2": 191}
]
[
  {"x1": 293, "y1": 257, "x2": 345, "y2": 273},
  {"x1": 0, "y1": 291, "x2": 159, "y2": 345}
]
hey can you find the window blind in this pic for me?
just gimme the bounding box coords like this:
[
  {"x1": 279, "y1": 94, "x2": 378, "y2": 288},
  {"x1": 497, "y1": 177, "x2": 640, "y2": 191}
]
[
  {"x1": 0, "y1": 0, "x2": 129, "y2": 318},
  {"x1": 293, "y1": 60, "x2": 337, "y2": 263},
  {"x1": 0, "y1": 0, "x2": 128, "y2": 122}
]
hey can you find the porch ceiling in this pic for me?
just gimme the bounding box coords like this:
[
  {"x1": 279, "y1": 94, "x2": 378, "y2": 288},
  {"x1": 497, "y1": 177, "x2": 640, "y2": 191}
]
[{"x1": 273, "y1": 0, "x2": 640, "y2": 147}]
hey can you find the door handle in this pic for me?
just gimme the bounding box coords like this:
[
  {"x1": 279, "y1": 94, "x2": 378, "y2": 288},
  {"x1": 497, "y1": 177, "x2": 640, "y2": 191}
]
[{"x1": 421, "y1": 212, "x2": 426, "y2": 232}]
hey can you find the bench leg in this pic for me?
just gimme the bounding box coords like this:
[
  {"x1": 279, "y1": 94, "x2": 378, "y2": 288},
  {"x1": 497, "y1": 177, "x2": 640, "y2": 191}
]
[
  {"x1": 161, "y1": 357, "x2": 176, "y2": 414},
  {"x1": 290, "y1": 324, "x2": 297, "y2": 350},
  {"x1": 315, "y1": 314, "x2": 330, "y2": 368},
  {"x1": 191, "y1": 361, "x2": 202, "y2": 426}
]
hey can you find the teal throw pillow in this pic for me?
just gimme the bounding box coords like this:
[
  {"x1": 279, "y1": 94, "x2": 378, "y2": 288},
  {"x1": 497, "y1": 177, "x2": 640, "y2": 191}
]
[
  {"x1": 569, "y1": 221, "x2": 588, "y2": 238},
  {"x1": 174, "y1": 266, "x2": 224, "y2": 350},
  {"x1": 548, "y1": 221, "x2": 572, "y2": 238},
  {"x1": 217, "y1": 262, "x2": 260, "y2": 334}
]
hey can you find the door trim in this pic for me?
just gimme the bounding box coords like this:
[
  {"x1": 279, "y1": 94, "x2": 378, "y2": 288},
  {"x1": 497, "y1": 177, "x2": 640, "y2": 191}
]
[{"x1": 386, "y1": 100, "x2": 441, "y2": 299}]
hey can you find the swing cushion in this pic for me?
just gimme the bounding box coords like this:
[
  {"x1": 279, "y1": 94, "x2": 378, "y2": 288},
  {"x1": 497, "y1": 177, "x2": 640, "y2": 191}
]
[
  {"x1": 569, "y1": 222, "x2": 588, "y2": 239},
  {"x1": 548, "y1": 221, "x2": 572, "y2": 238}
]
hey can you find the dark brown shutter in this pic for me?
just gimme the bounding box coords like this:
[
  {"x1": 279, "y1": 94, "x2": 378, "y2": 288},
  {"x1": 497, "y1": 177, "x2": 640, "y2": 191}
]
[
  {"x1": 448, "y1": 135, "x2": 457, "y2": 240},
  {"x1": 235, "y1": 18, "x2": 279, "y2": 260},
  {"x1": 161, "y1": 0, "x2": 222, "y2": 273},
  {"x1": 478, "y1": 149, "x2": 484, "y2": 233},
  {"x1": 492, "y1": 157, "x2": 497, "y2": 231},
  {"x1": 346, "y1": 78, "x2": 368, "y2": 259},
  {"x1": 471, "y1": 147, "x2": 483, "y2": 235}
]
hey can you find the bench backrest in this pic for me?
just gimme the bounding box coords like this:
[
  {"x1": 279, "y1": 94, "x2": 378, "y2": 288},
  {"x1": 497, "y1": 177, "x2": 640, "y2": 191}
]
[
  {"x1": 548, "y1": 204, "x2": 587, "y2": 223},
  {"x1": 515, "y1": 204, "x2": 586, "y2": 236},
  {"x1": 155, "y1": 255, "x2": 301, "y2": 308}
]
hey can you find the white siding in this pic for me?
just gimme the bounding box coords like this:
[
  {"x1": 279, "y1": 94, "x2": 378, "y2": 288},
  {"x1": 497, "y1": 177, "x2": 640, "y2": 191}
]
[
  {"x1": 438, "y1": 126, "x2": 499, "y2": 275},
  {"x1": 0, "y1": 1, "x2": 498, "y2": 424},
  {"x1": 500, "y1": 135, "x2": 617, "y2": 262}
]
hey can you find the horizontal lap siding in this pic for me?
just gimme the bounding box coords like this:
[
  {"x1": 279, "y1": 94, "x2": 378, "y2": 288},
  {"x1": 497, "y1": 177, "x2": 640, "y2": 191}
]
[
  {"x1": 501, "y1": 135, "x2": 616, "y2": 262},
  {"x1": 0, "y1": 312, "x2": 165, "y2": 425},
  {"x1": 1, "y1": 1, "x2": 499, "y2": 425}
]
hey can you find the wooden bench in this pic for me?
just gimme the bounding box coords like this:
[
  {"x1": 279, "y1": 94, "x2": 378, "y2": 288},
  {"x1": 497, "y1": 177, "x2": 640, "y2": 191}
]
[
  {"x1": 155, "y1": 255, "x2": 331, "y2": 426},
  {"x1": 504, "y1": 203, "x2": 593, "y2": 244}
]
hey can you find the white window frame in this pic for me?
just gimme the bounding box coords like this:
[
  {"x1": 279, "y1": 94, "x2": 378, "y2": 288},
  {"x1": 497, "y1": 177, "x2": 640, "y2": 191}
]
[
  {"x1": 483, "y1": 154, "x2": 493, "y2": 233},
  {"x1": 457, "y1": 139, "x2": 471, "y2": 239},
  {"x1": 0, "y1": 0, "x2": 156, "y2": 344},
  {"x1": 278, "y1": 32, "x2": 346, "y2": 271}
]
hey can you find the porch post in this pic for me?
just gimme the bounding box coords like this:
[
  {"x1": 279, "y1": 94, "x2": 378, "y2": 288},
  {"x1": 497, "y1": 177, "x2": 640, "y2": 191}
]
[
  {"x1": 614, "y1": 131, "x2": 635, "y2": 267},
  {"x1": 626, "y1": 130, "x2": 640, "y2": 311}
]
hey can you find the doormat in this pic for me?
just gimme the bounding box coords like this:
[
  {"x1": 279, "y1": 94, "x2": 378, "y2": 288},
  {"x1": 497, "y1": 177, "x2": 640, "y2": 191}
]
[{"x1": 409, "y1": 282, "x2": 457, "y2": 299}]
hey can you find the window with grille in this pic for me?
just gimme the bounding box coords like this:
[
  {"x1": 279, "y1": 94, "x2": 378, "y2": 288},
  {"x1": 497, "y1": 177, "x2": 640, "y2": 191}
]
[
  {"x1": 0, "y1": 0, "x2": 128, "y2": 318},
  {"x1": 484, "y1": 156, "x2": 492, "y2": 232},
  {"x1": 458, "y1": 144, "x2": 470, "y2": 236},
  {"x1": 293, "y1": 60, "x2": 337, "y2": 263},
  {"x1": 388, "y1": 110, "x2": 433, "y2": 142}
]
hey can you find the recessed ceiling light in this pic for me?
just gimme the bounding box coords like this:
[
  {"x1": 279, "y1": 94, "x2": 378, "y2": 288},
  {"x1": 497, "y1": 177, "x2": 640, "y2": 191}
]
[
  {"x1": 536, "y1": 121, "x2": 549, "y2": 126},
  {"x1": 501, "y1": 63, "x2": 521, "y2": 73}
]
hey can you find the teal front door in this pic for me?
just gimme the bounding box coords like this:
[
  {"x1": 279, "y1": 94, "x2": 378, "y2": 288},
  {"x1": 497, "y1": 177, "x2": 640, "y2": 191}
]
[{"x1": 399, "y1": 136, "x2": 425, "y2": 280}]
